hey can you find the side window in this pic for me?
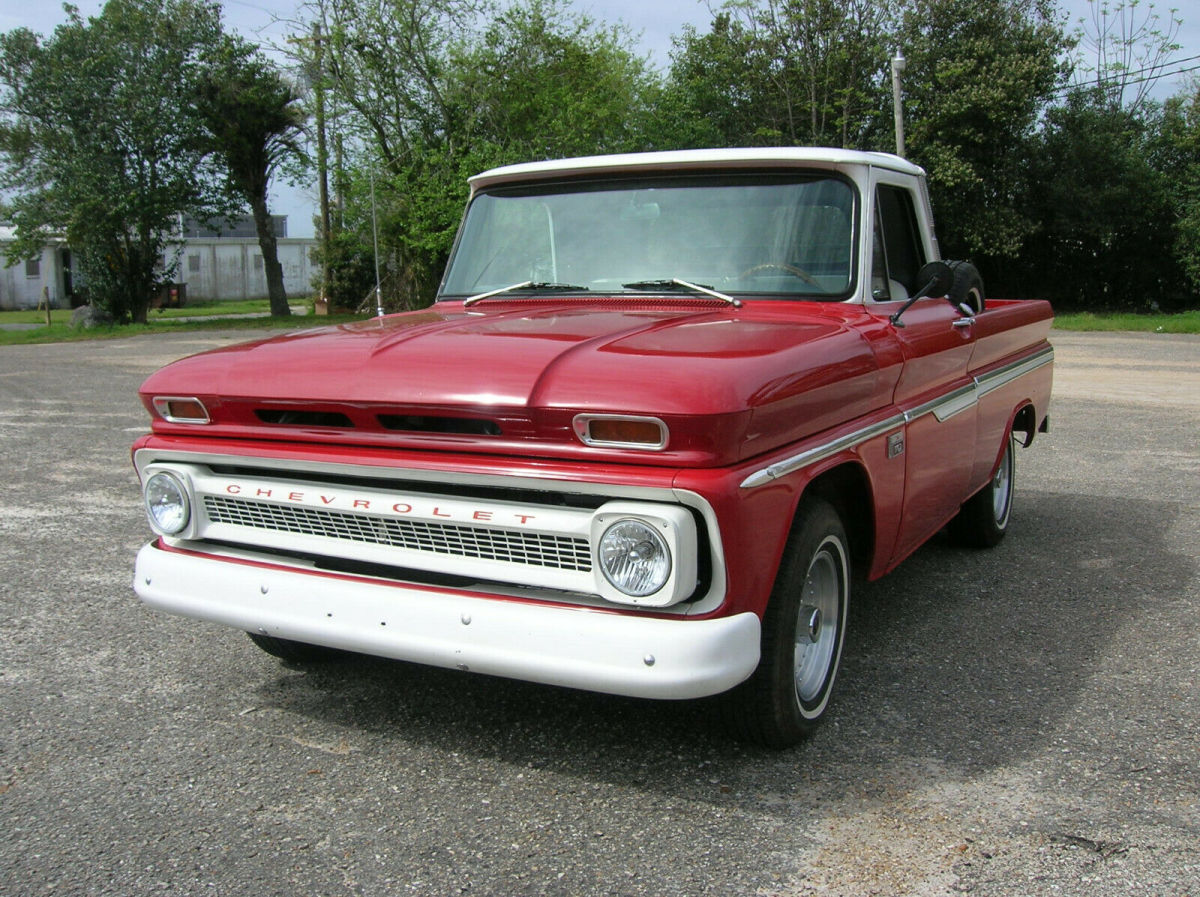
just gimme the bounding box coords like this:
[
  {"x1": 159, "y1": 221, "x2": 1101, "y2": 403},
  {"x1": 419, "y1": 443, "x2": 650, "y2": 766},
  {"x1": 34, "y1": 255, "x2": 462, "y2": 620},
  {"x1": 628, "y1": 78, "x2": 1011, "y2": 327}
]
[{"x1": 872, "y1": 185, "x2": 926, "y2": 301}]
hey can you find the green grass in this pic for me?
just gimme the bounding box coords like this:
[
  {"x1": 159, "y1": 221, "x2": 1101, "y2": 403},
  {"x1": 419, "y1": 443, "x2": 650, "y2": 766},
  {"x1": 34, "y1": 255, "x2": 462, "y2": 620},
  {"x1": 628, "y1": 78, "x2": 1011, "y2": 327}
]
[
  {"x1": 0, "y1": 307, "x2": 368, "y2": 346},
  {"x1": 0, "y1": 297, "x2": 281, "y2": 326},
  {"x1": 155, "y1": 298, "x2": 279, "y2": 317},
  {"x1": 1052, "y1": 310, "x2": 1200, "y2": 333}
]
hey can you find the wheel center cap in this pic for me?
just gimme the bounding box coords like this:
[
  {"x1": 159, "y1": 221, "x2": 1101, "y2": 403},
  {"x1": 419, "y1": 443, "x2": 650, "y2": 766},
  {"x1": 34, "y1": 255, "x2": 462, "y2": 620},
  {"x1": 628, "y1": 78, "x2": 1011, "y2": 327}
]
[{"x1": 799, "y1": 605, "x2": 821, "y2": 644}]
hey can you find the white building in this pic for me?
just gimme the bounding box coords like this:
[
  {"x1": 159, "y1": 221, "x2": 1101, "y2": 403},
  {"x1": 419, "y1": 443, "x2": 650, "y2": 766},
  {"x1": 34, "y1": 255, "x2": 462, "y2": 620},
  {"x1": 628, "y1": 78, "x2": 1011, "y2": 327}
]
[
  {"x1": 0, "y1": 218, "x2": 320, "y2": 309},
  {"x1": 0, "y1": 227, "x2": 72, "y2": 310},
  {"x1": 173, "y1": 238, "x2": 318, "y2": 302}
]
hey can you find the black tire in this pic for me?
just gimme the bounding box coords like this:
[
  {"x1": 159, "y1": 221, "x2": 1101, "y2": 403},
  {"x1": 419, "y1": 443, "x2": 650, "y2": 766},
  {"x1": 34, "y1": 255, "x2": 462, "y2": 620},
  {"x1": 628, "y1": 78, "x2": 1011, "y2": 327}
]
[
  {"x1": 948, "y1": 432, "x2": 1015, "y2": 548},
  {"x1": 946, "y1": 260, "x2": 984, "y2": 314},
  {"x1": 246, "y1": 632, "x2": 342, "y2": 663},
  {"x1": 721, "y1": 498, "x2": 850, "y2": 747}
]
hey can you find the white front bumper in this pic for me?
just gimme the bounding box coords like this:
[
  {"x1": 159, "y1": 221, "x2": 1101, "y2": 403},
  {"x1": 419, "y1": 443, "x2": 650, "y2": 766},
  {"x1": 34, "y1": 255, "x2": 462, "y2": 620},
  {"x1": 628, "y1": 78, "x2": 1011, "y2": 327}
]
[{"x1": 134, "y1": 542, "x2": 760, "y2": 700}]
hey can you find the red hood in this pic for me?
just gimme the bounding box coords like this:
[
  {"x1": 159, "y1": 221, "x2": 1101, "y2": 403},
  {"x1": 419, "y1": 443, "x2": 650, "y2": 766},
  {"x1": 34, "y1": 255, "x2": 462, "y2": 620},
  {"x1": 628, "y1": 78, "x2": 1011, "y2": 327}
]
[{"x1": 139, "y1": 298, "x2": 899, "y2": 465}]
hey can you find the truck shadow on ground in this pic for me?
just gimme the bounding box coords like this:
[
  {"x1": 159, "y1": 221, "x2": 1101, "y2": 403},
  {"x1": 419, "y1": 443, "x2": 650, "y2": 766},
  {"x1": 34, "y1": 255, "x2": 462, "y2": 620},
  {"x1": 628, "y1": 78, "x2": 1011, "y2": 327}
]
[{"x1": 249, "y1": 488, "x2": 1191, "y2": 805}]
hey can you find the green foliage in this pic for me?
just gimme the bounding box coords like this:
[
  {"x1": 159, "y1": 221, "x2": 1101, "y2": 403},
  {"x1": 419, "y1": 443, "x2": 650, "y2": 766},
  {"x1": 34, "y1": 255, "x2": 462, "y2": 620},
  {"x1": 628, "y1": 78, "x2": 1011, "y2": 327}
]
[
  {"x1": 896, "y1": 0, "x2": 1071, "y2": 265},
  {"x1": 1160, "y1": 81, "x2": 1200, "y2": 293},
  {"x1": 664, "y1": 1, "x2": 891, "y2": 149},
  {"x1": 312, "y1": 215, "x2": 380, "y2": 311},
  {"x1": 303, "y1": 0, "x2": 658, "y2": 307},
  {"x1": 451, "y1": 0, "x2": 657, "y2": 157},
  {"x1": 1017, "y1": 89, "x2": 1183, "y2": 310},
  {"x1": 0, "y1": 0, "x2": 231, "y2": 323}
]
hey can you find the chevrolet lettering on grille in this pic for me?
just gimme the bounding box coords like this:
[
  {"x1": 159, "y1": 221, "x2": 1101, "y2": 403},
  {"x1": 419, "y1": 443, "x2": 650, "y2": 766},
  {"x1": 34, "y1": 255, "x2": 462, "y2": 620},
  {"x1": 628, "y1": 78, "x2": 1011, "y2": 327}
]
[{"x1": 219, "y1": 481, "x2": 538, "y2": 525}]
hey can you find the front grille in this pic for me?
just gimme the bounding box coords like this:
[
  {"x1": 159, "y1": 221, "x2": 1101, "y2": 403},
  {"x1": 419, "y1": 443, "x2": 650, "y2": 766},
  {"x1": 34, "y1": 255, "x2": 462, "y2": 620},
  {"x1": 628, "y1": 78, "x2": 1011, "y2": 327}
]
[{"x1": 203, "y1": 495, "x2": 592, "y2": 572}]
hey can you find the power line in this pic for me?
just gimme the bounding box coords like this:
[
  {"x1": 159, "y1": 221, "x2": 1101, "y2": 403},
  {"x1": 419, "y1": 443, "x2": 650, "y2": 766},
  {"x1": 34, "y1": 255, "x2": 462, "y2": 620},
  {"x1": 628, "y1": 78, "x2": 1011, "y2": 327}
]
[
  {"x1": 1054, "y1": 56, "x2": 1200, "y2": 98},
  {"x1": 1073, "y1": 52, "x2": 1200, "y2": 81}
]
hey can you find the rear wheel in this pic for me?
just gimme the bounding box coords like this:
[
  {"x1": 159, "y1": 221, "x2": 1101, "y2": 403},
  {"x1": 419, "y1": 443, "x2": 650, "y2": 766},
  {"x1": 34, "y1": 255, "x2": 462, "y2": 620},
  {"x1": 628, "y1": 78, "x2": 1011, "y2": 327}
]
[
  {"x1": 722, "y1": 498, "x2": 850, "y2": 747},
  {"x1": 949, "y1": 432, "x2": 1015, "y2": 548},
  {"x1": 246, "y1": 632, "x2": 342, "y2": 663}
]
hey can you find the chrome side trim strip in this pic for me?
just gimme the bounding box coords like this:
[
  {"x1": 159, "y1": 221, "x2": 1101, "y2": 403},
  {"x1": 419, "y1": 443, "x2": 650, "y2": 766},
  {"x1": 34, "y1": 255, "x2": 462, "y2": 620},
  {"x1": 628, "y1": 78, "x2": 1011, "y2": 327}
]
[
  {"x1": 740, "y1": 413, "x2": 906, "y2": 489},
  {"x1": 740, "y1": 344, "x2": 1054, "y2": 490},
  {"x1": 975, "y1": 345, "x2": 1055, "y2": 397},
  {"x1": 908, "y1": 382, "x2": 978, "y2": 423}
]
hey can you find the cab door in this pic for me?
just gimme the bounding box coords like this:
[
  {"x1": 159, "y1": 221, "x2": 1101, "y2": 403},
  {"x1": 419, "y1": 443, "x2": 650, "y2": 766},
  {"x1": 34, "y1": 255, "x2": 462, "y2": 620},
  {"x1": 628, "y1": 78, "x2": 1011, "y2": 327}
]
[{"x1": 868, "y1": 179, "x2": 978, "y2": 564}]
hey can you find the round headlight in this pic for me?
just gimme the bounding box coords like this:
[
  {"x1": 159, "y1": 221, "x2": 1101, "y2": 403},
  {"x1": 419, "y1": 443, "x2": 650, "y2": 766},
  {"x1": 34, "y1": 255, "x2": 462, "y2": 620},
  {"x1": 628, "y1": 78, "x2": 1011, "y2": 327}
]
[
  {"x1": 598, "y1": 518, "x2": 671, "y2": 598},
  {"x1": 144, "y1": 471, "x2": 190, "y2": 535}
]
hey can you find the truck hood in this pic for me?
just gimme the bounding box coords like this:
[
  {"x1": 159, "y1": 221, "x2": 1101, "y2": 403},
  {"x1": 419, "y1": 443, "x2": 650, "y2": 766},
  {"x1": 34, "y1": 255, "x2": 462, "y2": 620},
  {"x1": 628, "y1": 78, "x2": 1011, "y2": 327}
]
[{"x1": 140, "y1": 299, "x2": 898, "y2": 464}]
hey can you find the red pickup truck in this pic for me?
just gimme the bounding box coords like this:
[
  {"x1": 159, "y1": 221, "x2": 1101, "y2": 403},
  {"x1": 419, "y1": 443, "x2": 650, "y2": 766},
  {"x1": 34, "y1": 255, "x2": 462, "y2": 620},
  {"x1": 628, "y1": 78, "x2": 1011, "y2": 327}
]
[{"x1": 134, "y1": 148, "x2": 1052, "y2": 746}]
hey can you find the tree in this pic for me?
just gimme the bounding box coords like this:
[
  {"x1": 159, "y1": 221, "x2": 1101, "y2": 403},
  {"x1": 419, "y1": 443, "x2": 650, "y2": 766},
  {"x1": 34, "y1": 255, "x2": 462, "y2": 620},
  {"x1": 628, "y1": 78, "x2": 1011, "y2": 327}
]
[
  {"x1": 1020, "y1": 88, "x2": 1181, "y2": 309},
  {"x1": 1071, "y1": 0, "x2": 1182, "y2": 116},
  {"x1": 0, "y1": 0, "x2": 229, "y2": 323},
  {"x1": 663, "y1": 13, "x2": 772, "y2": 148},
  {"x1": 451, "y1": 0, "x2": 657, "y2": 159},
  {"x1": 196, "y1": 38, "x2": 307, "y2": 317},
  {"x1": 1010, "y1": 2, "x2": 1194, "y2": 310},
  {"x1": 894, "y1": 0, "x2": 1071, "y2": 274},
  {"x1": 1160, "y1": 81, "x2": 1200, "y2": 296},
  {"x1": 664, "y1": 0, "x2": 891, "y2": 149},
  {"x1": 300, "y1": 0, "x2": 656, "y2": 308}
]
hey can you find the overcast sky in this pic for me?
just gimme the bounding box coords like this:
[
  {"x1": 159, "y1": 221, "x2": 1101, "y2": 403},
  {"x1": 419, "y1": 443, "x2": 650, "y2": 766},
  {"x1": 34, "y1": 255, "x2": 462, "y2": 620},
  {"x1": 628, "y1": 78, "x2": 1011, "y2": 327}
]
[{"x1": 1, "y1": 0, "x2": 1196, "y2": 237}]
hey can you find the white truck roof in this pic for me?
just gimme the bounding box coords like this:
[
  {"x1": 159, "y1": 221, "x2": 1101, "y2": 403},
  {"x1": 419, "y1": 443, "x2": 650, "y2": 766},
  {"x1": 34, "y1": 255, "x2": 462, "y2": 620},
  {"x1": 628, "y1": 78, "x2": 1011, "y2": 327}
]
[{"x1": 469, "y1": 147, "x2": 926, "y2": 194}]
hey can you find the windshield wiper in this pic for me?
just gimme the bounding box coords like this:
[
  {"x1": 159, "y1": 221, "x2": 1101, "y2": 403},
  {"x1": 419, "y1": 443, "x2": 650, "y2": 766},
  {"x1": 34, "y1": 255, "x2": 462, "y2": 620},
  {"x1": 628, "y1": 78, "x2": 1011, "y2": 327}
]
[
  {"x1": 462, "y1": 280, "x2": 590, "y2": 307},
  {"x1": 621, "y1": 277, "x2": 741, "y2": 307}
]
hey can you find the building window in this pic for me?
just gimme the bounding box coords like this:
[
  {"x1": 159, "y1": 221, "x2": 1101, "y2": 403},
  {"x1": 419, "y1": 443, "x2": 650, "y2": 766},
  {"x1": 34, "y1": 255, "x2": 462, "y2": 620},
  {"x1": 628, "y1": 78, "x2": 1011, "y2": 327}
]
[
  {"x1": 25, "y1": 258, "x2": 40, "y2": 278},
  {"x1": 188, "y1": 254, "x2": 201, "y2": 273}
]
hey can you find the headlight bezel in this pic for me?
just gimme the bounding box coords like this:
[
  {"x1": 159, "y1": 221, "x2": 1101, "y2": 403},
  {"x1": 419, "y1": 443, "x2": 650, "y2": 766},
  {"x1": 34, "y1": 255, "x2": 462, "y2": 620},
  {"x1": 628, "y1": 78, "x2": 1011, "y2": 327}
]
[{"x1": 590, "y1": 502, "x2": 697, "y2": 607}]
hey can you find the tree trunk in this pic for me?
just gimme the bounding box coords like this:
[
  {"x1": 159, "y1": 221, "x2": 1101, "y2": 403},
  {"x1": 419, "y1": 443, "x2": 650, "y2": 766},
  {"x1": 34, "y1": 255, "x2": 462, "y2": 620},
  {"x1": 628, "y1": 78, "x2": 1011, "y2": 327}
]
[{"x1": 251, "y1": 193, "x2": 289, "y2": 316}]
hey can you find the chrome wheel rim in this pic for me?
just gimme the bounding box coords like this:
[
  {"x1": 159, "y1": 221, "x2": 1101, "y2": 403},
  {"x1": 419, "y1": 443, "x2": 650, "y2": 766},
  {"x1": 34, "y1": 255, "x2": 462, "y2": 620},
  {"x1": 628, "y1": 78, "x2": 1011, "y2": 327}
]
[
  {"x1": 794, "y1": 541, "x2": 843, "y2": 704},
  {"x1": 992, "y1": 439, "x2": 1014, "y2": 526}
]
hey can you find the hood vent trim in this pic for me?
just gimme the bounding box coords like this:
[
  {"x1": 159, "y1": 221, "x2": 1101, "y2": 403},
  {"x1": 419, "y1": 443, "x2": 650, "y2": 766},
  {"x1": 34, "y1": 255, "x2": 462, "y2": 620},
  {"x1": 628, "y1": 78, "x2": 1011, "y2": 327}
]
[
  {"x1": 378, "y1": 415, "x2": 501, "y2": 436},
  {"x1": 255, "y1": 409, "x2": 354, "y2": 428}
]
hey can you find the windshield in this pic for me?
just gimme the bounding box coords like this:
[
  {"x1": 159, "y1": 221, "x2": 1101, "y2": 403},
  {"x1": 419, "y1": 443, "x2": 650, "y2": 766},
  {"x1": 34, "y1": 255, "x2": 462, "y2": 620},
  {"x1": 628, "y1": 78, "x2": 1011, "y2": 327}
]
[{"x1": 439, "y1": 173, "x2": 857, "y2": 300}]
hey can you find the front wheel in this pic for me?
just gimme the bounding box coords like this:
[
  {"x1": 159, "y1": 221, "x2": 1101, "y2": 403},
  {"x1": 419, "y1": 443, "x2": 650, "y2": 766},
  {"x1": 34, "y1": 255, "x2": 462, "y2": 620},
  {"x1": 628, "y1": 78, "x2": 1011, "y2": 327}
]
[
  {"x1": 721, "y1": 498, "x2": 850, "y2": 747},
  {"x1": 948, "y1": 432, "x2": 1015, "y2": 548}
]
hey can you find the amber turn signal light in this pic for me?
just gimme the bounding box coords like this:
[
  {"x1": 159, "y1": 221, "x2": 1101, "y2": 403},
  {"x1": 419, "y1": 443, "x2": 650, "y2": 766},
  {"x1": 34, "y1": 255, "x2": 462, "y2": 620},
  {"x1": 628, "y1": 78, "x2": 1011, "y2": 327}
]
[
  {"x1": 152, "y1": 396, "x2": 210, "y2": 424},
  {"x1": 573, "y1": 415, "x2": 667, "y2": 449}
]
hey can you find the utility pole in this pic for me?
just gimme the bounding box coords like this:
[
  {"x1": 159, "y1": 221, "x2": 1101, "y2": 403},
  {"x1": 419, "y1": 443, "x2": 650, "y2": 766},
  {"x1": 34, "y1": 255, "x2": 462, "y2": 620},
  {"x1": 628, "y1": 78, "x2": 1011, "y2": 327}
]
[
  {"x1": 313, "y1": 23, "x2": 332, "y2": 305},
  {"x1": 334, "y1": 133, "x2": 345, "y2": 231},
  {"x1": 891, "y1": 50, "x2": 906, "y2": 157}
]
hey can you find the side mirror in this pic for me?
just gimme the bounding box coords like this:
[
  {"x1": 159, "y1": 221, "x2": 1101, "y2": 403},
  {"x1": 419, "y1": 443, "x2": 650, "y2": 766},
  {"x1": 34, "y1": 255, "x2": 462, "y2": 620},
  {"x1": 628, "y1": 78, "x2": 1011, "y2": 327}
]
[
  {"x1": 889, "y1": 261, "x2": 955, "y2": 327},
  {"x1": 914, "y1": 261, "x2": 953, "y2": 300}
]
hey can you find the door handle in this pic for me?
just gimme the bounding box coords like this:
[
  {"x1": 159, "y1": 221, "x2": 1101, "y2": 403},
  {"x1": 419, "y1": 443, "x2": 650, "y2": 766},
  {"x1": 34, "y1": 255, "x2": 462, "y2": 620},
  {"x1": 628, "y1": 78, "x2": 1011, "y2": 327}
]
[{"x1": 952, "y1": 317, "x2": 975, "y2": 329}]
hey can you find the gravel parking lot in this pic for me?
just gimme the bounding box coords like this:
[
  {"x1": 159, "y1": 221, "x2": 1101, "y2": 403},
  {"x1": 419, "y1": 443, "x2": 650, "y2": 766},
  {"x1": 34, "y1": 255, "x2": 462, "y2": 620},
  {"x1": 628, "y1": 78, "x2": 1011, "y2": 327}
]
[{"x1": 1, "y1": 328, "x2": 1197, "y2": 896}]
